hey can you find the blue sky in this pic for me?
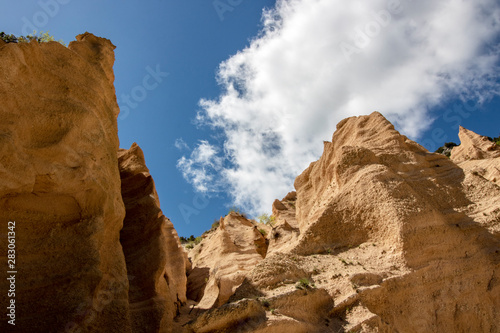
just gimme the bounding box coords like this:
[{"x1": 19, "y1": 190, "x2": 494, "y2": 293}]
[{"x1": 1, "y1": 0, "x2": 499, "y2": 237}]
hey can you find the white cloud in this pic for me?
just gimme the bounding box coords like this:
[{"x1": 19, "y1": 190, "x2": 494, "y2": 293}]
[
  {"x1": 177, "y1": 140, "x2": 223, "y2": 193},
  {"x1": 180, "y1": 0, "x2": 500, "y2": 216},
  {"x1": 174, "y1": 138, "x2": 190, "y2": 151}
]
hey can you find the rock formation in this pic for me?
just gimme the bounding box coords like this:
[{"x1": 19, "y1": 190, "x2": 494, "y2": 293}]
[
  {"x1": 451, "y1": 126, "x2": 500, "y2": 184},
  {"x1": 451, "y1": 126, "x2": 500, "y2": 163},
  {"x1": 450, "y1": 127, "x2": 500, "y2": 237},
  {"x1": 265, "y1": 192, "x2": 300, "y2": 256},
  {"x1": 292, "y1": 111, "x2": 470, "y2": 255},
  {"x1": 119, "y1": 143, "x2": 189, "y2": 333},
  {"x1": 185, "y1": 299, "x2": 266, "y2": 333},
  {"x1": 0, "y1": 33, "x2": 130, "y2": 332},
  {"x1": 0, "y1": 33, "x2": 189, "y2": 333},
  {"x1": 2, "y1": 32, "x2": 499, "y2": 333},
  {"x1": 183, "y1": 112, "x2": 500, "y2": 332},
  {"x1": 278, "y1": 112, "x2": 500, "y2": 331},
  {"x1": 186, "y1": 213, "x2": 268, "y2": 311}
]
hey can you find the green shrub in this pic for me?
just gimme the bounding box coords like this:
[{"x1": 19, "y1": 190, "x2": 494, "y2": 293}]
[
  {"x1": 339, "y1": 258, "x2": 349, "y2": 266},
  {"x1": 258, "y1": 213, "x2": 269, "y2": 224},
  {"x1": 228, "y1": 206, "x2": 240, "y2": 214},
  {"x1": 0, "y1": 32, "x2": 17, "y2": 43},
  {"x1": 435, "y1": 142, "x2": 458, "y2": 158},
  {"x1": 257, "y1": 213, "x2": 276, "y2": 226},
  {"x1": 444, "y1": 142, "x2": 458, "y2": 149},
  {"x1": 434, "y1": 147, "x2": 445, "y2": 154},
  {"x1": 181, "y1": 234, "x2": 202, "y2": 249},
  {"x1": 258, "y1": 228, "x2": 267, "y2": 236},
  {"x1": 296, "y1": 277, "x2": 314, "y2": 290},
  {"x1": 260, "y1": 298, "x2": 270, "y2": 308}
]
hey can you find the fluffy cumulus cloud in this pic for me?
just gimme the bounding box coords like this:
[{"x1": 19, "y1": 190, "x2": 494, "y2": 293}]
[
  {"x1": 177, "y1": 140, "x2": 223, "y2": 193},
  {"x1": 178, "y1": 0, "x2": 500, "y2": 215}
]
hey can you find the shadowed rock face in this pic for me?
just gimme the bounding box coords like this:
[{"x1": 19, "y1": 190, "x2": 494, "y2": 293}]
[
  {"x1": 185, "y1": 299, "x2": 267, "y2": 333},
  {"x1": 0, "y1": 32, "x2": 192, "y2": 333},
  {"x1": 0, "y1": 33, "x2": 130, "y2": 332},
  {"x1": 118, "y1": 143, "x2": 189, "y2": 333}
]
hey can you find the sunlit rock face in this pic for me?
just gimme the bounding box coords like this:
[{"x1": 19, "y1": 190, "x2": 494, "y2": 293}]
[{"x1": 0, "y1": 33, "x2": 130, "y2": 332}]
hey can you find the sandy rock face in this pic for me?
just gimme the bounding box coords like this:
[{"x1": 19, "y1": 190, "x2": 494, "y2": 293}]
[
  {"x1": 451, "y1": 126, "x2": 500, "y2": 185},
  {"x1": 293, "y1": 111, "x2": 464, "y2": 254},
  {"x1": 0, "y1": 33, "x2": 130, "y2": 332},
  {"x1": 118, "y1": 143, "x2": 188, "y2": 333},
  {"x1": 265, "y1": 192, "x2": 300, "y2": 256},
  {"x1": 187, "y1": 213, "x2": 267, "y2": 309},
  {"x1": 181, "y1": 113, "x2": 499, "y2": 332},
  {"x1": 448, "y1": 127, "x2": 500, "y2": 238},
  {"x1": 451, "y1": 126, "x2": 500, "y2": 163},
  {"x1": 185, "y1": 299, "x2": 266, "y2": 333},
  {"x1": 289, "y1": 112, "x2": 500, "y2": 331}
]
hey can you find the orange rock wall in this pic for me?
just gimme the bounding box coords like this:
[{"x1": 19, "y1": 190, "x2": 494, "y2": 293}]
[
  {"x1": 0, "y1": 33, "x2": 130, "y2": 332},
  {"x1": 119, "y1": 143, "x2": 188, "y2": 333}
]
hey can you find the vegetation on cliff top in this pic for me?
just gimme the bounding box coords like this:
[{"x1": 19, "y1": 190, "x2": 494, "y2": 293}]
[
  {"x1": 257, "y1": 213, "x2": 276, "y2": 226},
  {"x1": 435, "y1": 133, "x2": 499, "y2": 157},
  {"x1": 487, "y1": 134, "x2": 500, "y2": 146},
  {"x1": 435, "y1": 142, "x2": 459, "y2": 157},
  {"x1": 180, "y1": 235, "x2": 202, "y2": 249},
  {"x1": 0, "y1": 31, "x2": 66, "y2": 46}
]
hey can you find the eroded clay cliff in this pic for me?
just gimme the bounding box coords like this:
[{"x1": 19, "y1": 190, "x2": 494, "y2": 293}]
[
  {"x1": 451, "y1": 126, "x2": 500, "y2": 163},
  {"x1": 182, "y1": 112, "x2": 500, "y2": 333},
  {"x1": 0, "y1": 33, "x2": 130, "y2": 332},
  {"x1": 186, "y1": 213, "x2": 268, "y2": 311},
  {"x1": 0, "y1": 33, "x2": 189, "y2": 333},
  {"x1": 119, "y1": 143, "x2": 189, "y2": 333},
  {"x1": 287, "y1": 113, "x2": 499, "y2": 332},
  {"x1": 450, "y1": 126, "x2": 500, "y2": 185}
]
